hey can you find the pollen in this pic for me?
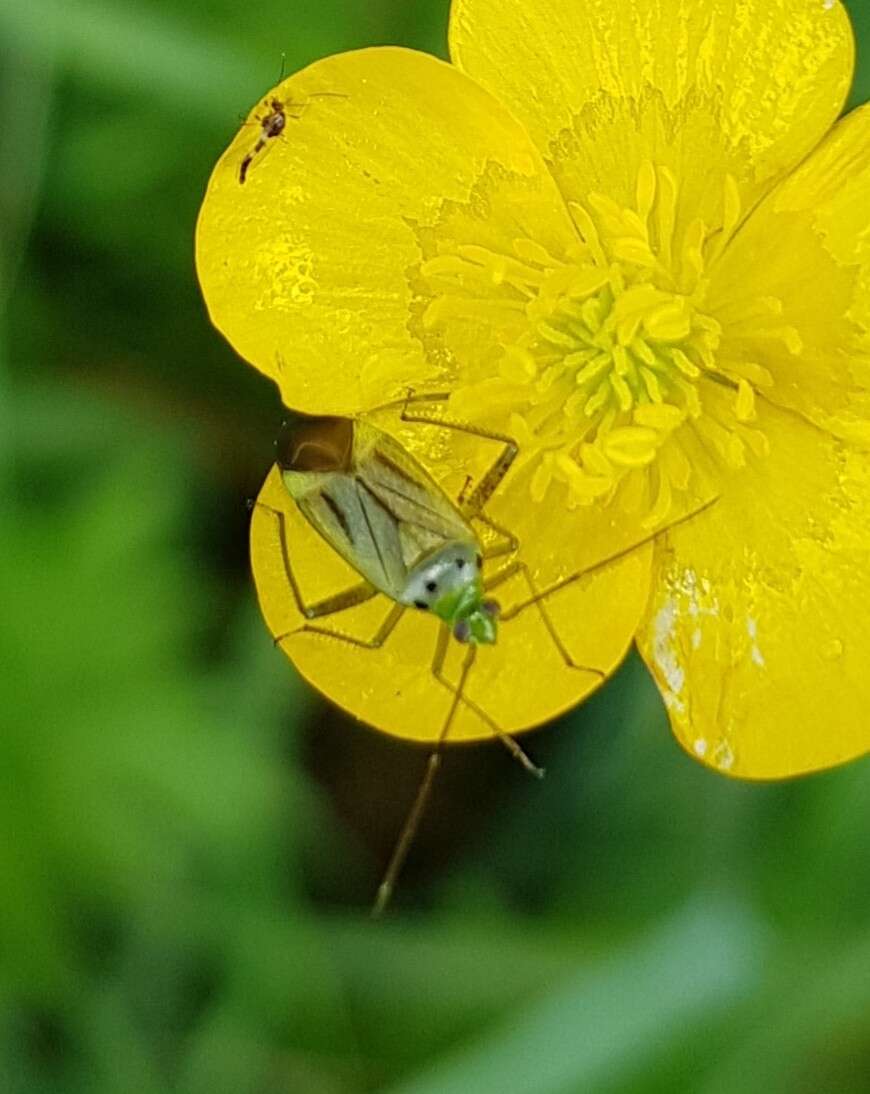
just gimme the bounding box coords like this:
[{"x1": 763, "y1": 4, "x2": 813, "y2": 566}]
[{"x1": 417, "y1": 164, "x2": 802, "y2": 524}]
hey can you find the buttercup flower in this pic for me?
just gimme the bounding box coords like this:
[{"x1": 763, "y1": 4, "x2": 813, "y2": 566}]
[{"x1": 197, "y1": 0, "x2": 870, "y2": 778}]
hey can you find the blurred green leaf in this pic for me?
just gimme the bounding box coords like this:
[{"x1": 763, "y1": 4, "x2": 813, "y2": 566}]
[
  {"x1": 1, "y1": 1, "x2": 869, "y2": 1091},
  {"x1": 384, "y1": 899, "x2": 765, "y2": 1094},
  {"x1": 847, "y1": 0, "x2": 870, "y2": 109}
]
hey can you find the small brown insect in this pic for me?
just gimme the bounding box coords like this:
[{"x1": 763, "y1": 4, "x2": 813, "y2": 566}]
[
  {"x1": 239, "y1": 98, "x2": 286, "y2": 184},
  {"x1": 238, "y1": 92, "x2": 346, "y2": 184}
]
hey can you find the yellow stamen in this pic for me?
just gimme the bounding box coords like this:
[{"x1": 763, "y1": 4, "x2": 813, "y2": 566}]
[
  {"x1": 735, "y1": 378, "x2": 756, "y2": 422},
  {"x1": 416, "y1": 159, "x2": 793, "y2": 522}
]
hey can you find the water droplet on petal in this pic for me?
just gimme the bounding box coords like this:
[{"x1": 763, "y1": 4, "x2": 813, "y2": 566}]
[
  {"x1": 712, "y1": 739, "x2": 735, "y2": 771},
  {"x1": 822, "y1": 637, "x2": 844, "y2": 661}
]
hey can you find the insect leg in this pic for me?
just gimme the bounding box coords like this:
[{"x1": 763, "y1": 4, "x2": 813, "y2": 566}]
[
  {"x1": 474, "y1": 512, "x2": 518, "y2": 563},
  {"x1": 398, "y1": 399, "x2": 518, "y2": 517},
  {"x1": 281, "y1": 92, "x2": 349, "y2": 125},
  {"x1": 372, "y1": 636, "x2": 476, "y2": 919},
  {"x1": 281, "y1": 602, "x2": 405, "y2": 650},
  {"x1": 499, "y1": 494, "x2": 720, "y2": 622},
  {"x1": 256, "y1": 501, "x2": 378, "y2": 620},
  {"x1": 365, "y1": 390, "x2": 520, "y2": 514},
  {"x1": 294, "y1": 91, "x2": 349, "y2": 104},
  {"x1": 485, "y1": 560, "x2": 606, "y2": 681},
  {"x1": 428, "y1": 627, "x2": 543, "y2": 777}
]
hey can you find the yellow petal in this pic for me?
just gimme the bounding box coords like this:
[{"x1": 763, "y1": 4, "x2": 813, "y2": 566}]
[
  {"x1": 636, "y1": 402, "x2": 870, "y2": 779},
  {"x1": 251, "y1": 464, "x2": 651, "y2": 744},
  {"x1": 450, "y1": 0, "x2": 854, "y2": 232},
  {"x1": 196, "y1": 46, "x2": 577, "y2": 413},
  {"x1": 710, "y1": 103, "x2": 870, "y2": 447}
]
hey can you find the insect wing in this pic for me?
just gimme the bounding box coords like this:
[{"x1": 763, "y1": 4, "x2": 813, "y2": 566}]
[
  {"x1": 294, "y1": 469, "x2": 407, "y2": 598},
  {"x1": 355, "y1": 424, "x2": 473, "y2": 570},
  {"x1": 292, "y1": 422, "x2": 477, "y2": 600}
]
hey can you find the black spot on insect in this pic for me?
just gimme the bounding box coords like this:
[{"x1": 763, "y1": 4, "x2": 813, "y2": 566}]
[
  {"x1": 414, "y1": 600, "x2": 428, "y2": 610},
  {"x1": 425, "y1": 580, "x2": 437, "y2": 593},
  {"x1": 320, "y1": 491, "x2": 354, "y2": 545},
  {"x1": 475, "y1": 553, "x2": 483, "y2": 569},
  {"x1": 455, "y1": 558, "x2": 465, "y2": 569}
]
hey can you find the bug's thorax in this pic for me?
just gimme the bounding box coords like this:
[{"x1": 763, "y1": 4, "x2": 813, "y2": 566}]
[{"x1": 401, "y1": 542, "x2": 499, "y2": 645}]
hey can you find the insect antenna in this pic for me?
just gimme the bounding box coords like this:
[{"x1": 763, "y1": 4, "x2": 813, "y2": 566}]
[{"x1": 371, "y1": 644, "x2": 477, "y2": 919}]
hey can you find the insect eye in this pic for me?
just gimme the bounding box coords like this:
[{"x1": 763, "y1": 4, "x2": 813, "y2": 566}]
[
  {"x1": 453, "y1": 619, "x2": 471, "y2": 643},
  {"x1": 455, "y1": 558, "x2": 465, "y2": 569},
  {"x1": 425, "y1": 580, "x2": 437, "y2": 593},
  {"x1": 413, "y1": 599, "x2": 428, "y2": 610}
]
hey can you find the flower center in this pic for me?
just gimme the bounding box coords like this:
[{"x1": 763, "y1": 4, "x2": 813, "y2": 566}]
[{"x1": 416, "y1": 162, "x2": 801, "y2": 524}]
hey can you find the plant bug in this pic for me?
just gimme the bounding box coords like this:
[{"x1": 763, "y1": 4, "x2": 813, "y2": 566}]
[{"x1": 251, "y1": 396, "x2": 717, "y2": 914}]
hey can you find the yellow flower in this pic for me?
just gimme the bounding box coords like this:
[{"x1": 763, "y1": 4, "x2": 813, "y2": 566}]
[{"x1": 197, "y1": 0, "x2": 870, "y2": 778}]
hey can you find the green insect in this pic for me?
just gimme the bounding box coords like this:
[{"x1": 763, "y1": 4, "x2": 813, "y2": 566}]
[
  {"x1": 276, "y1": 408, "x2": 510, "y2": 643},
  {"x1": 253, "y1": 396, "x2": 714, "y2": 914}
]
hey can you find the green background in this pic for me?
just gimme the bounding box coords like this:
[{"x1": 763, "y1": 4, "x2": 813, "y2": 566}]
[{"x1": 1, "y1": 1, "x2": 869, "y2": 1091}]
